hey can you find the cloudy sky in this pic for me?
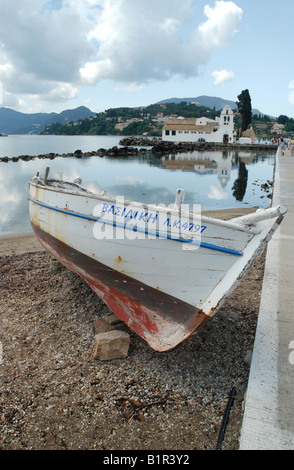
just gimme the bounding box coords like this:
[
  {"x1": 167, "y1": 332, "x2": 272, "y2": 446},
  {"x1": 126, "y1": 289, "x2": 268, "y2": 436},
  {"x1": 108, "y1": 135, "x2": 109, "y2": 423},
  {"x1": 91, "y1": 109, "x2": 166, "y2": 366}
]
[{"x1": 0, "y1": 0, "x2": 293, "y2": 117}]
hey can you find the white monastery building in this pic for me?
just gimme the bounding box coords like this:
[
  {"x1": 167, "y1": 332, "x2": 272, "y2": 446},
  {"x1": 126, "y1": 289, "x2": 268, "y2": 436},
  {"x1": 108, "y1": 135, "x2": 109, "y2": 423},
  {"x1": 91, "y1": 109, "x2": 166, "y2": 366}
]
[{"x1": 162, "y1": 104, "x2": 237, "y2": 144}]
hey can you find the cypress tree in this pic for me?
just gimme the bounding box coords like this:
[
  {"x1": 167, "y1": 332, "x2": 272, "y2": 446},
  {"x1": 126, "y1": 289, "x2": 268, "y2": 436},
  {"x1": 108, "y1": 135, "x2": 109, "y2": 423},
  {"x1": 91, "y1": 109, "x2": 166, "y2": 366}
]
[{"x1": 236, "y1": 89, "x2": 252, "y2": 135}]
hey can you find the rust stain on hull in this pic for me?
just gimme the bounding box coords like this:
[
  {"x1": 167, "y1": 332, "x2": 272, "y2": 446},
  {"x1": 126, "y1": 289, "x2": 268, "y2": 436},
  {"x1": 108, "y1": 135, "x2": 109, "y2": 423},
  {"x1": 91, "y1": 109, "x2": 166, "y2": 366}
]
[
  {"x1": 32, "y1": 224, "x2": 209, "y2": 351},
  {"x1": 28, "y1": 176, "x2": 287, "y2": 352}
]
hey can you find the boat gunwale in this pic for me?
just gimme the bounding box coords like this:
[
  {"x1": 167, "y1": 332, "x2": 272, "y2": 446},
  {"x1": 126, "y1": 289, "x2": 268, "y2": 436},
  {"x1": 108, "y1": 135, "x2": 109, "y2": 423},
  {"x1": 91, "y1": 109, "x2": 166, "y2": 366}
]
[{"x1": 29, "y1": 177, "x2": 261, "y2": 235}]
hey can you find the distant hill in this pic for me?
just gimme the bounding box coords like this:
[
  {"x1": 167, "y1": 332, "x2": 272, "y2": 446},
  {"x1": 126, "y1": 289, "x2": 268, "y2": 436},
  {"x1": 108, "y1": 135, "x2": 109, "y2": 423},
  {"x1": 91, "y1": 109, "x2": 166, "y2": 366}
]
[
  {"x1": 0, "y1": 106, "x2": 96, "y2": 134},
  {"x1": 156, "y1": 95, "x2": 262, "y2": 115}
]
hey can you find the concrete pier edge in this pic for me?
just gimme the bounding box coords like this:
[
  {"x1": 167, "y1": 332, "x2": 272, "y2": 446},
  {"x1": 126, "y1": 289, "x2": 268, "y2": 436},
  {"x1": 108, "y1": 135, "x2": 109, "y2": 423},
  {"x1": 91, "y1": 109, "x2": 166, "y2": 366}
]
[{"x1": 240, "y1": 145, "x2": 294, "y2": 449}]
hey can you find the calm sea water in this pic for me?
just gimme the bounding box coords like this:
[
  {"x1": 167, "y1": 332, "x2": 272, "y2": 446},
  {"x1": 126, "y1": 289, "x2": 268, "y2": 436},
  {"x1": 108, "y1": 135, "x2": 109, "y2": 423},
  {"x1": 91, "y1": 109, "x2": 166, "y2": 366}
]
[{"x1": 0, "y1": 135, "x2": 276, "y2": 235}]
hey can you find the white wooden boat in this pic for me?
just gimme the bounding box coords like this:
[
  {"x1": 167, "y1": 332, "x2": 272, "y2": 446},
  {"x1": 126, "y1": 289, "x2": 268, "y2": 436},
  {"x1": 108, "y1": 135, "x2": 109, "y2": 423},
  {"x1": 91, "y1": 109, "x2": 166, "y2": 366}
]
[{"x1": 28, "y1": 168, "x2": 287, "y2": 351}]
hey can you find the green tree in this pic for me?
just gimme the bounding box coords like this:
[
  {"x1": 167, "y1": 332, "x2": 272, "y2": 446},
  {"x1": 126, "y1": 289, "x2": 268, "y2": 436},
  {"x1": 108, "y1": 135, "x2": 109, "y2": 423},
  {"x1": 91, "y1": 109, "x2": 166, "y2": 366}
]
[
  {"x1": 277, "y1": 115, "x2": 289, "y2": 124},
  {"x1": 236, "y1": 89, "x2": 252, "y2": 135},
  {"x1": 121, "y1": 121, "x2": 151, "y2": 135}
]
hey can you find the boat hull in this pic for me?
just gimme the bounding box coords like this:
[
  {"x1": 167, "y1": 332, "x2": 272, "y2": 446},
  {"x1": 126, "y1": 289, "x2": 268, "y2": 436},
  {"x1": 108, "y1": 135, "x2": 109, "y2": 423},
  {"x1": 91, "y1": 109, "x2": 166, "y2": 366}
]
[
  {"x1": 32, "y1": 224, "x2": 209, "y2": 351},
  {"x1": 28, "y1": 177, "x2": 286, "y2": 351}
]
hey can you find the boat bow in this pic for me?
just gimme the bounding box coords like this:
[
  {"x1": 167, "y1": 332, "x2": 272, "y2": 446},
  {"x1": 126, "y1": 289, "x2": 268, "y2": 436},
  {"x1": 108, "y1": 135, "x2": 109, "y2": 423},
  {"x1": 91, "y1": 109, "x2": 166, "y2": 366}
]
[{"x1": 28, "y1": 170, "x2": 287, "y2": 351}]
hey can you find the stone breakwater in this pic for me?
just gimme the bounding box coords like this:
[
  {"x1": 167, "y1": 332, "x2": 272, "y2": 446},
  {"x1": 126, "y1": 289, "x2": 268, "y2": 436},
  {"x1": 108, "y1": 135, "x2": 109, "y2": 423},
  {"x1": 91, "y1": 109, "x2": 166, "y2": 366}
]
[
  {"x1": 0, "y1": 136, "x2": 277, "y2": 162},
  {"x1": 119, "y1": 137, "x2": 277, "y2": 153}
]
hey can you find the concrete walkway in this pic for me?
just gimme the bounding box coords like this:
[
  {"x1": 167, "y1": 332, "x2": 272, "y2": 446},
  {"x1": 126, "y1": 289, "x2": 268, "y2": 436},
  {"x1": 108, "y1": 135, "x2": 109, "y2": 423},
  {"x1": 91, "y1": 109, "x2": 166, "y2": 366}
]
[{"x1": 240, "y1": 145, "x2": 294, "y2": 449}]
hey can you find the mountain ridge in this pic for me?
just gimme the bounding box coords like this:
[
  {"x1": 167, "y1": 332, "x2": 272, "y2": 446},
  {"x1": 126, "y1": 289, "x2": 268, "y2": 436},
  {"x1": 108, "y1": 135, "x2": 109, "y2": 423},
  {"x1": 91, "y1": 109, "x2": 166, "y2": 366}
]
[
  {"x1": 0, "y1": 106, "x2": 96, "y2": 134},
  {"x1": 0, "y1": 95, "x2": 267, "y2": 135},
  {"x1": 155, "y1": 94, "x2": 263, "y2": 115}
]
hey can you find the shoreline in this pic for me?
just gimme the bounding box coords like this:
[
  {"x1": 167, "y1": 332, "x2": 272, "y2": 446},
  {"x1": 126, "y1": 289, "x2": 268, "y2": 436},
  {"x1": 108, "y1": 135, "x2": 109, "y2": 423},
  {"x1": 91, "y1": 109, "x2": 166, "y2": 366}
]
[
  {"x1": 0, "y1": 139, "x2": 277, "y2": 162},
  {"x1": 0, "y1": 207, "x2": 256, "y2": 256},
  {"x1": 0, "y1": 232, "x2": 44, "y2": 255}
]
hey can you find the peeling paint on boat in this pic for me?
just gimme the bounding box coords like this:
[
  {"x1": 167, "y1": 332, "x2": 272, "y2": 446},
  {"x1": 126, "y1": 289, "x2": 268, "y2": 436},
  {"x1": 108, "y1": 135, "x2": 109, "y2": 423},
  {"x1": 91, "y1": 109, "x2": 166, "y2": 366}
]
[{"x1": 28, "y1": 171, "x2": 287, "y2": 351}]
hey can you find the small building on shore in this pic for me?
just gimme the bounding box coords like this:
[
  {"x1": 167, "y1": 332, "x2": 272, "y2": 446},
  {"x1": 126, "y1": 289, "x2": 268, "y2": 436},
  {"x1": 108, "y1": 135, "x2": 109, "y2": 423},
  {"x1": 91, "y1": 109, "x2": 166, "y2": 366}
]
[
  {"x1": 162, "y1": 104, "x2": 236, "y2": 144},
  {"x1": 238, "y1": 126, "x2": 258, "y2": 144}
]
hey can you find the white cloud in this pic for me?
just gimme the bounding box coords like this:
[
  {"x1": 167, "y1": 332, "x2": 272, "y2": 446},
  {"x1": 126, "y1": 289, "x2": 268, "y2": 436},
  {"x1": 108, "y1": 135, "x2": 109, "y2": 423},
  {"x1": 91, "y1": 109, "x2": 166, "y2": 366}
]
[
  {"x1": 0, "y1": 0, "x2": 243, "y2": 110},
  {"x1": 199, "y1": 1, "x2": 242, "y2": 48},
  {"x1": 115, "y1": 175, "x2": 145, "y2": 185},
  {"x1": 1, "y1": 92, "x2": 22, "y2": 109},
  {"x1": 212, "y1": 69, "x2": 235, "y2": 85},
  {"x1": 80, "y1": 0, "x2": 243, "y2": 84},
  {"x1": 159, "y1": 17, "x2": 181, "y2": 36},
  {"x1": 115, "y1": 83, "x2": 146, "y2": 93},
  {"x1": 0, "y1": 0, "x2": 93, "y2": 105},
  {"x1": 0, "y1": 4, "x2": 93, "y2": 80},
  {"x1": 208, "y1": 184, "x2": 228, "y2": 200},
  {"x1": 29, "y1": 83, "x2": 79, "y2": 103}
]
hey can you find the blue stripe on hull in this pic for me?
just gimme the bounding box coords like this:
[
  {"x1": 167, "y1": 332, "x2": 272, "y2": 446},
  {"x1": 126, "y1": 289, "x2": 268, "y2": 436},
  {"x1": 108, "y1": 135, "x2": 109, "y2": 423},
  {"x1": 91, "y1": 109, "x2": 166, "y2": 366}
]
[{"x1": 28, "y1": 195, "x2": 243, "y2": 257}]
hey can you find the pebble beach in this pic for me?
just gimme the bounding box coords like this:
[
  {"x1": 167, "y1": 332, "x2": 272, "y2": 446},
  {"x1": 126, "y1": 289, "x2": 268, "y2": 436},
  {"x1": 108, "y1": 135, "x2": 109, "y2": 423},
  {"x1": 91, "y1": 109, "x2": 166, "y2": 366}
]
[{"x1": 0, "y1": 208, "x2": 265, "y2": 451}]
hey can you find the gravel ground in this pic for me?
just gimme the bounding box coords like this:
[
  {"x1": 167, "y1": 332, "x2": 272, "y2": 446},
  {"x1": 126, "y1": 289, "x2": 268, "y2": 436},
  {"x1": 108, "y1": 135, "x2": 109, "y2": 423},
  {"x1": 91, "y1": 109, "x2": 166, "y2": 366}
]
[{"x1": 0, "y1": 247, "x2": 265, "y2": 451}]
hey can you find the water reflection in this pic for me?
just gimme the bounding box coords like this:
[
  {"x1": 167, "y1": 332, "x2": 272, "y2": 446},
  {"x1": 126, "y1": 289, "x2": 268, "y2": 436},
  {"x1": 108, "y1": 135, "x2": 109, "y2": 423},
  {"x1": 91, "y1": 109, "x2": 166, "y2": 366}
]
[
  {"x1": 0, "y1": 148, "x2": 275, "y2": 235},
  {"x1": 160, "y1": 149, "x2": 269, "y2": 205},
  {"x1": 161, "y1": 149, "x2": 256, "y2": 189},
  {"x1": 232, "y1": 161, "x2": 248, "y2": 202}
]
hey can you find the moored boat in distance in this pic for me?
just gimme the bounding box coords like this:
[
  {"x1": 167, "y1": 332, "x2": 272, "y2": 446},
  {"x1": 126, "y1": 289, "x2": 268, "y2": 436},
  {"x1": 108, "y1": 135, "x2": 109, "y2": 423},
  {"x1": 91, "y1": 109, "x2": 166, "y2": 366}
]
[{"x1": 28, "y1": 168, "x2": 287, "y2": 352}]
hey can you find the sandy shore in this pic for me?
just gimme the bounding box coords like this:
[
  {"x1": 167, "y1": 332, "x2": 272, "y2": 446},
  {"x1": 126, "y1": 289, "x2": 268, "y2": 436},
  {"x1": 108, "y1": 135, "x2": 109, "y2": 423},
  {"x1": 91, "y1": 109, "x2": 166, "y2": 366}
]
[{"x1": 0, "y1": 232, "x2": 44, "y2": 256}]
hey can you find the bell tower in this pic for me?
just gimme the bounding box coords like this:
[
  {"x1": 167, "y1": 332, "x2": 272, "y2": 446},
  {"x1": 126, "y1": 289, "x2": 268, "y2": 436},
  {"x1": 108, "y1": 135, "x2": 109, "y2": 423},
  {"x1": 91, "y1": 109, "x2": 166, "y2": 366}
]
[{"x1": 219, "y1": 105, "x2": 234, "y2": 143}]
